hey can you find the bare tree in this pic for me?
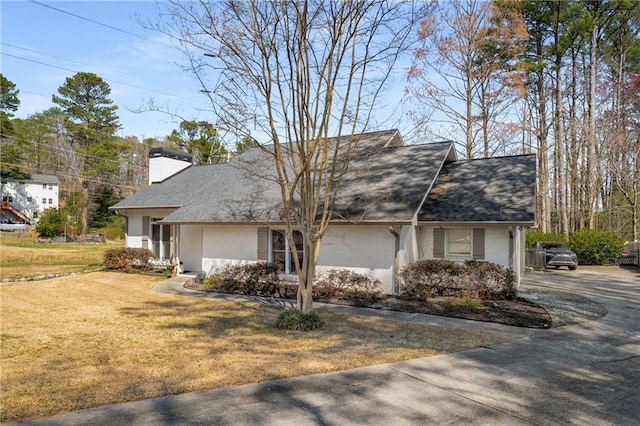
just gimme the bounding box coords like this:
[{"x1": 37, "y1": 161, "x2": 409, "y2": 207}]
[
  {"x1": 156, "y1": 0, "x2": 426, "y2": 314},
  {"x1": 406, "y1": 0, "x2": 526, "y2": 159}
]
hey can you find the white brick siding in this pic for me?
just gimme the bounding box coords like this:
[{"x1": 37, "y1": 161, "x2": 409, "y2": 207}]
[
  {"x1": 418, "y1": 225, "x2": 511, "y2": 267},
  {"x1": 201, "y1": 225, "x2": 258, "y2": 274},
  {"x1": 484, "y1": 227, "x2": 509, "y2": 266},
  {"x1": 317, "y1": 225, "x2": 396, "y2": 293},
  {"x1": 124, "y1": 208, "x2": 175, "y2": 249}
]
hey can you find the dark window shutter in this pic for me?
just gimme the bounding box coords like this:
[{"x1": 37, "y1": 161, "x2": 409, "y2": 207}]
[
  {"x1": 257, "y1": 227, "x2": 269, "y2": 261},
  {"x1": 473, "y1": 228, "x2": 485, "y2": 260},
  {"x1": 433, "y1": 228, "x2": 445, "y2": 258},
  {"x1": 142, "y1": 216, "x2": 150, "y2": 249}
]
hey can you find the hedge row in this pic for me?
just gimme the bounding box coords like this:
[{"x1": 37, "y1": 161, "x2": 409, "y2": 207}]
[
  {"x1": 399, "y1": 259, "x2": 516, "y2": 301},
  {"x1": 527, "y1": 229, "x2": 624, "y2": 265},
  {"x1": 103, "y1": 248, "x2": 160, "y2": 273},
  {"x1": 202, "y1": 263, "x2": 384, "y2": 304}
]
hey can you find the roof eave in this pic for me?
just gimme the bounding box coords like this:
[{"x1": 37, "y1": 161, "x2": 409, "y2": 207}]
[
  {"x1": 418, "y1": 220, "x2": 536, "y2": 226},
  {"x1": 109, "y1": 205, "x2": 182, "y2": 211}
]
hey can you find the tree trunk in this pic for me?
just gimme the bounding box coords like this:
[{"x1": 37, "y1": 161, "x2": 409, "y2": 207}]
[
  {"x1": 555, "y1": 57, "x2": 568, "y2": 237},
  {"x1": 536, "y1": 65, "x2": 550, "y2": 233},
  {"x1": 295, "y1": 235, "x2": 320, "y2": 314},
  {"x1": 81, "y1": 184, "x2": 89, "y2": 235},
  {"x1": 586, "y1": 25, "x2": 599, "y2": 229}
]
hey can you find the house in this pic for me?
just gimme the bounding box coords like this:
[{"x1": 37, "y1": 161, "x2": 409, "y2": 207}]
[
  {"x1": 1, "y1": 172, "x2": 60, "y2": 230},
  {"x1": 110, "y1": 130, "x2": 536, "y2": 293}
]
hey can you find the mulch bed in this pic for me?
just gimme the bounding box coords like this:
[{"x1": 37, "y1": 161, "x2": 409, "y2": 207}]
[{"x1": 184, "y1": 279, "x2": 553, "y2": 329}]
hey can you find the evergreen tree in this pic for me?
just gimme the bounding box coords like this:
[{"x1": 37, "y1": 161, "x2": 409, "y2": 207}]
[
  {"x1": 0, "y1": 74, "x2": 23, "y2": 176},
  {"x1": 52, "y1": 72, "x2": 120, "y2": 233}
]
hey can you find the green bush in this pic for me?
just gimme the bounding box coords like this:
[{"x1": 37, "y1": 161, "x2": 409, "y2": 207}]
[
  {"x1": 203, "y1": 263, "x2": 280, "y2": 297},
  {"x1": 525, "y1": 230, "x2": 567, "y2": 248},
  {"x1": 276, "y1": 309, "x2": 324, "y2": 331},
  {"x1": 92, "y1": 216, "x2": 125, "y2": 241},
  {"x1": 568, "y1": 230, "x2": 624, "y2": 265},
  {"x1": 313, "y1": 269, "x2": 384, "y2": 306},
  {"x1": 399, "y1": 259, "x2": 516, "y2": 301},
  {"x1": 103, "y1": 247, "x2": 159, "y2": 272},
  {"x1": 34, "y1": 208, "x2": 65, "y2": 238}
]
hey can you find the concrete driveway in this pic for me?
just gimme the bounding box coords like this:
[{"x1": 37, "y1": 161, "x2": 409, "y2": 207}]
[{"x1": 6, "y1": 267, "x2": 640, "y2": 425}]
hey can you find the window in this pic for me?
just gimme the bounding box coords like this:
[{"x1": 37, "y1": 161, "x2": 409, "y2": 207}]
[
  {"x1": 151, "y1": 219, "x2": 171, "y2": 259},
  {"x1": 48, "y1": 198, "x2": 53, "y2": 204},
  {"x1": 48, "y1": 184, "x2": 53, "y2": 190},
  {"x1": 33, "y1": 212, "x2": 38, "y2": 219},
  {"x1": 447, "y1": 228, "x2": 471, "y2": 256},
  {"x1": 42, "y1": 184, "x2": 47, "y2": 189},
  {"x1": 270, "y1": 229, "x2": 302, "y2": 274},
  {"x1": 7, "y1": 195, "x2": 13, "y2": 203},
  {"x1": 27, "y1": 196, "x2": 32, "y2": 202},
  {"x1": 433, "y1": 228, "x2": 484, "y2": 260}
]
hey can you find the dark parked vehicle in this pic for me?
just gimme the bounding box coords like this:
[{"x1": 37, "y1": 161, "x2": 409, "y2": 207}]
[
  {"x1": 620, "y1": 241, "x2": 639, "y2": 266},
  {"x1": 536, "y1": 242, "x2": 578, "y2": 270}
]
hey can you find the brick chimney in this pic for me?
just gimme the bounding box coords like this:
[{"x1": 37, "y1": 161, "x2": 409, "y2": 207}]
[{"x1": 148, "y1": 148, "x2": 192, "y2": 185}]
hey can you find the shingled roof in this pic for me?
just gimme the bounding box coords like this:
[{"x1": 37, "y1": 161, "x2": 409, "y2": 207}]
[
  {"x1": 112, "y1": 130, "x2": 536, "y2": 225},
  {"x1": 331, "y1": 141, "x2": 454, "y2": 221},
  {"x1": 418, "y1": 154, "x2": 536, "y2": 223}
]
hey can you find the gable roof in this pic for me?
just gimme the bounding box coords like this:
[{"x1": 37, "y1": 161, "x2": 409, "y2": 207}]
[
  {"x1": 418, "y1": 154, "x2": 536, "y2": 223},
  {"x1": 112, "y1": 130, "x2": 536, "y2": 225},
  {"x1": 331, "y1": 141, "x2": 454, "y2": 221},
  {"x1": 110, "y1": 164, "x2": 228, "y2": 210},
  {"x1": 1, "y1": 172, "x2": 59, "y2": 184}
]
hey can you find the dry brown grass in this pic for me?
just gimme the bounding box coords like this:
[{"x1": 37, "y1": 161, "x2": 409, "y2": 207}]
[
  {"x1": 0, "y1": 235, "x2": 121, "y2": 280},
  {"x1": 0, "y1": 272, "x2": 519, "y2": 422}
]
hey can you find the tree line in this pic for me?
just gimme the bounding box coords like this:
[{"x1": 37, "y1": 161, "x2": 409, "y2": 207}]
[
  {"x1": 1, "y1": 0, "x2": 639, "y2": 244},
  {"x1": 407, "y1": 0, "x2": 639, "y2": 242}
]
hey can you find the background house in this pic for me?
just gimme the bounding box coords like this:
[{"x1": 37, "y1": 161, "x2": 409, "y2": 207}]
[
  {"x1": 1, "y1": 172, "x2": 59, "y2": 231},
  {"x1": 111, "y1": 130, "x2": 536, "y2": 293}
]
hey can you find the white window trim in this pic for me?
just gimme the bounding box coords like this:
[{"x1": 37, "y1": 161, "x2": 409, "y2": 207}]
[
  {"x1": 445, "y1": 228, "x2": 472, "y2": 259},
  {"x1": 150, "y1": 218, "x2": 171, "y2": 260},
  {"x1": 269, "y1": 229, "x2": 301, "y2": 275}
]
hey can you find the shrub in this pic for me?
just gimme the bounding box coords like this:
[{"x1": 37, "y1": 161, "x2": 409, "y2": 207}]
[
  {"x1": 399, "y1": 259, "x2": 468, "y2": 300},
  {"x1": 202, "y1": 274, "x2": 223, "y2": 289},
  {"x1": 464, "y1": 260, "x2": 516, "y2": 300},
  {"x1": 194, "y1": 271, "x2": 207, "y2": 284},
  {"x1": 313, "y1": 269, "x2": 384, "y2": 306},
  {"x1": 204, "y1": 262, "x2": 280, "y2": 297},
  {"x1": 34, "y1": 208, "x2": 65, "y2": 238},
  {"x1": 92, "y1": 216, "x2": 125, "y2": 241},
  {"x1": 525, "y1": 230, "x2": 568, "y2": 248},
  {"x1": 276, "y1": 309, "x2": 324, "y2": 331},
  {"x1": 568, "y1": 229, "x2": 624, "y2": 265},
  {"x1": 399, "y1": 259, "x2": 516, "y2": 301},
  {"x1": 447, "y1": 296, "x2": 480, "y2": 309},
  {"x1": 103, "y1": 248, "x2": 159, "y2": 272}
]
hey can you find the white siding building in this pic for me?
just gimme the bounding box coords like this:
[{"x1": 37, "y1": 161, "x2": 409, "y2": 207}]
[
  {"x1": 111, "y1": 130, "x2": 537, "y2": 292},
  {"x1": 1, "y1": 173, "x2": 59, "y2": 228}
]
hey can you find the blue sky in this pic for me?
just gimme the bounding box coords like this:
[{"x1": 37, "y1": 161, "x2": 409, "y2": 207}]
[
  {"x1": 1, "y1": 0, "x2": 214, "y2": 141},
  {"x1": 1, "y1": 0, "x2": 417, "y2": 144}
]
